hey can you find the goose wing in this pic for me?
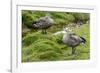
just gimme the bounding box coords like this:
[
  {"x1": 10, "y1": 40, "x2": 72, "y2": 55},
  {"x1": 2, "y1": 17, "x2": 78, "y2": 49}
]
[
  {"x1": 32, "y1": 16, "x2": 53, "y2": 29},
  {"x1": 68, "y1": 35, "x2": 80, "y2": 46},
  {"x1": 32, "y1": 18, "x2": 47, "y2": 29}
]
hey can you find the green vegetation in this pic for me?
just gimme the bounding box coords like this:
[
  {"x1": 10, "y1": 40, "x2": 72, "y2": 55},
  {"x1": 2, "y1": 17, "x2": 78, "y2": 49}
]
[
  {"x1": 22, "y1": 11, "x2": 90, "y2": 34},
  {"x1": 22, "y1": 10, "x2": 90, "y2": 62}
]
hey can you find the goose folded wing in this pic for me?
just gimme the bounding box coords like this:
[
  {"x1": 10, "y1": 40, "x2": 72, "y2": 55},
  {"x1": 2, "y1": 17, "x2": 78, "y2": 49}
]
[{"x1": 69, "y1": 36, "x2": 80, "y2": 46}]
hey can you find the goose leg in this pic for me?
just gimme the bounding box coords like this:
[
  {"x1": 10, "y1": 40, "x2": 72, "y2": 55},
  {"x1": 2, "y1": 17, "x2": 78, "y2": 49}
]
[
  {"x1": 41, "y1": 29, "x2": 45, "y2": 34},
  {"x1": 44, "y1": 29, "x2": 47, "y2": 34},
  {"x1": 72, "y1": 47, "x2": 76, "y2": 55}
]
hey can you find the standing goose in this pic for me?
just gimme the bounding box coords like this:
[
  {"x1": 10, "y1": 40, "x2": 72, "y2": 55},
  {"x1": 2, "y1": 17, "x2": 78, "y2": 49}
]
[
  {"x1": 32, "y1": 16, "x2": 54, "y2": 34},
  {"x1": 62, "y1": 28, "x2": 86, "y2": 55}
]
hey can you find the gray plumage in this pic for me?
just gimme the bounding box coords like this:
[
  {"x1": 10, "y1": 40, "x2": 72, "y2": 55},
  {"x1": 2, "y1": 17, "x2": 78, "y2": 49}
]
[
  {"x1": 62, "y1": 28, "x2": 86, "y2": 54},
  {"x1": 32, "y1": 16, "x2": 54, "y2": 34}
]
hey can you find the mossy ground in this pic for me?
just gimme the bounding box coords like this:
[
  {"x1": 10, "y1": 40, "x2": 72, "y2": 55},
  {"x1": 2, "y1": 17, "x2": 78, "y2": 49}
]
[{"x1": 22, "y1": 24, "x2": 90, "y2": 62}]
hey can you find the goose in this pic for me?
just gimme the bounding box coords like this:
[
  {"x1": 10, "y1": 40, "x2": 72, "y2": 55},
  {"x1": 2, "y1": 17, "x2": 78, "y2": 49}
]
[
  {"x1": 32, "y1": 16, "x2": 54, "y2": 34},
  {"x1": 62, "y1": 28, "x2": 86, "y2": 55}
]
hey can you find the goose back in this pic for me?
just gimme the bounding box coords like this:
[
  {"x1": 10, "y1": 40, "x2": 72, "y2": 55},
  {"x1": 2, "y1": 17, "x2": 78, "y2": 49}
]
[
  {"x1": 32, "y1": 16, "x2": 54, "y2": 29},
  {"x1": 62, "y1": 33, "x2": 85, "y2": 47}
]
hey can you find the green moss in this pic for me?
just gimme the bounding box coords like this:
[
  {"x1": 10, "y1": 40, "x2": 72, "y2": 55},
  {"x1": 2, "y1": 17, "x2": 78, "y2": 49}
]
[{"x1": 22, "y1": 24, "x2": 90, "y2": 62}]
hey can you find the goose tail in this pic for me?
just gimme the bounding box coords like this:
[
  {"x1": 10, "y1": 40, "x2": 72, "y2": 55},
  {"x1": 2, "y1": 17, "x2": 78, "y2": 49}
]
[{"x1": 80, "y1": 37, "x2": 86, "y2": 43}]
